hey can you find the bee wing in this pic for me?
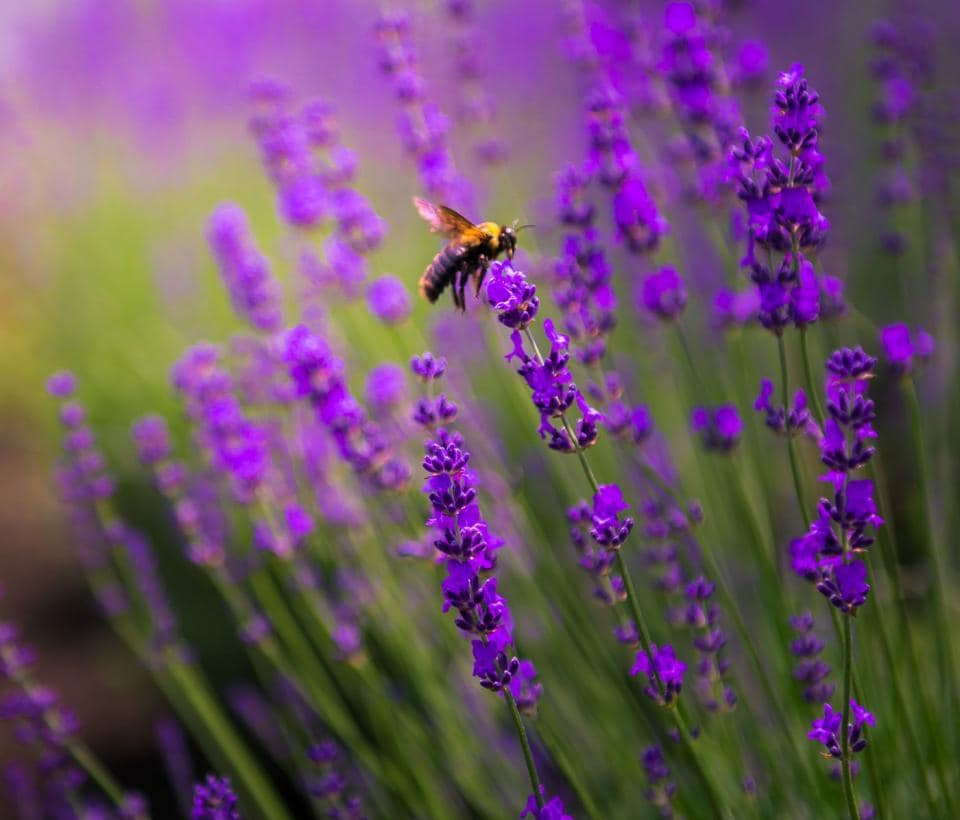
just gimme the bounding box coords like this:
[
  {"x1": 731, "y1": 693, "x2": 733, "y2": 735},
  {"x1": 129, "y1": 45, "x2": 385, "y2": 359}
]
[{"x1": 413, "y1": 197, "x2": 478, "y2": 239}]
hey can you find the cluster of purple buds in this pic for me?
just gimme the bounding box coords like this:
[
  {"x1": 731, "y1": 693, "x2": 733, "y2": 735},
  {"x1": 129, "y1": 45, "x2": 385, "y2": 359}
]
[
  {"x1": 305, "y1": 741, "x2": 365, "y2": 818},
  {"x1": 249, "y1": 82, "x2": 384, "y2": 299},
  {"x1": 603, "y1": 399, "x2": 654, "y2": 447},
  {"x1": 47, "y1": 372, "x2": 114, "y2": 503},
  {"x1": 630, "y1": 643, "x2": 686, "y2": 706},
  {"x1": 789, "y1": 348, "x2": 883, "y2": 614},
  {"x1": 754, "y1": 378, "x2": 815, "y2": 436},
  {"x1": 808, "y1": 700, "x2": 875, "y2": 759},
  {"x1": 192, "y1": 773, "x2": 240, "y2": 819},
  {"x1": 869, "y1": 21, "x2": 929, "y2": 255},
  {"x1": 411, "y1": 353, "x2": 458, "y2": 428},
  {"x1": 658, "y1": 1, "x2": 742, "y2": 201},
  {"x1": 131, "y1": 415, "x2": 227, "y2": 567},
  {"x1": 690, "y1": 404, "x2": 742, "y2": 452},
  {"x1": 206, "y1": 204, "x2": 283, "y2": 333},
  {"x1": 172, "y1": 345, "x2": 271, "y2": 503},
  {"x1": 374, "y1": 11, "x2": 470, "y2": 205},
  {"x1": 568, "y1": 500, "x2": 623, "y2": 609},
  {"x1": 642, "y1": 745, "x2": 678, "y2": 817},
  {"x1": 412, "y1": 356, "x2": 540, "y2": 705},
  {"x1": 521, "y1": 786, "x2": 573, "y2": 820},
  {"x1": 585, "y1": 84, "x2": 668, "y2": 253},
  {"x1": 0, "y1": 610, "x2": 84, "y2": 806},
  {"x1": 442, "y1": 1, "x2": 507, "y2": 166},
  {"x1": 551, "y1": 164, "x2": 617, "y2": 367},
  {"x1": 789, "y1": 612, "x2": 834, "y2": 704},
  {"x1": 683, "y1": 577, "x2": 735, "y2": 712},
  {"x1": 284, "y1": 325, "x2": 411, "y2": 492},
  {"x1": 878, "y1": 323, "x2": 934, "y2": 376},
  {"x1": 639, "y1": 267, "x2": 687, "y2": 322},
  {"x1": 487, "y1": 262, "x2": 602, "y2": 454},
  {"x1": 729, "y1": 65, "x2": 842, "y2": 332}
]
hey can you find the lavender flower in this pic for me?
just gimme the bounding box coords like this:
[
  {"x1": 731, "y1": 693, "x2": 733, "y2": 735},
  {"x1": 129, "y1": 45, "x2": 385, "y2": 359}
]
[
  {"x1": 729, "y1": 65, "x2": 833, "y2": 334},
  {"x1": 808, "y1": 699, "x2": 875, "y2": 758},
  {"x1": 206, "y1": 204, "x2": 283, "y2": 332},
  {"x1": 521, "y1": 787, "x2": 573, "y2": 820},
  {"x1": 878, "y1": 323, "x2": 935, "y2": 375},
  {"x1": 684, "y1": 577, "x2": 735, "y2": 712},
  {"x1": 789, "y1": 613, "x2": 835, "y2": 704},
  {"x1": 789, "y1": 348, "x2": 883, "y2": 614},
  {"x1": 366, "y1": 275, "x2": 412, "y2": 324},
  {"x1": 192, "y1": 774, "x2": 240, "y2": 819},
  {"x1": 487, "y1": 263, "x2": 601, "y2": 454},
  {"x1": 639, "y1": 268, "x2": 687, "y2": 321},
  {"x1": 690, "y1": 405, "x2": 742, "y2": 452},
  {"x1": 642, "y1": 745, "x2": 678, "y2": 817},
  {"x1": 754, "y1": 379, "x2": 814, "y2": 436},
  {"x1": 631, "y1": 643, "x2": 686, "y2": 705},
  {"x1": 412, "y1": 357, "x2": 533, "y2": 701},
  {"x1": 284, "y1": 325, "x2": 410, "y2": 491}
]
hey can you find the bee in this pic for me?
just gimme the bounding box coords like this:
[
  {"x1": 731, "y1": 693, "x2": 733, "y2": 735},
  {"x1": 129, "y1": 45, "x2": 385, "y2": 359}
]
[{"x1": 413, "y1": 197, "x2": 522, "y2": 310}]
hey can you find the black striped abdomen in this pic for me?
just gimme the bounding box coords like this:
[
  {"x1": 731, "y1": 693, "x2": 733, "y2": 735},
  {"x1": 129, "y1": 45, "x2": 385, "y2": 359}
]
[{"x1": 419, "y1": 244, "x2": 466, "y2": 302}]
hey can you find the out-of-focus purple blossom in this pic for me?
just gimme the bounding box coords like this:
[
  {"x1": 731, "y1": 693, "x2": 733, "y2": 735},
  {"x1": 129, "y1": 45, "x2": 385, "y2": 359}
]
[
  {"x1": 157, "y1": 719, "x2": 194, "y2": 818},
  {"x1": 879, "y1": 323, "x2": 934, "y2": 375},
  {"x1": 192, "y1": 774, "x2": 240, "y2": 819},
  {"x1": 46, "y1": 371, "x2": 76, "y2": 398},
  {"x1": 712, "y1": 287, "x2": 759, "y2": 329},
  {"x1": 366, "y1": 275, "x2": 412, "y2": 324},
  {"x1": 690, "y1": 405, "x2": 742, "y2": 452},
  {"x1": 754, "y1": 378, "x2": 815, "y2": 436},
  {"x1": 131, "y1": 415, "x2": 172, "y2": 465},
  {"x1": 283, "y1": 325, "x2": 410, "y2": 491},
  {"x1": 206, "y1": 204, "x2": 283, "y2": 332},
  {"x1": 365, "y1": 363, "x2": 407, "y2": 413},
  {"x1": 508, "y1": 660, "x2": 544, "y2": 716},
  {"x1": 410, "y1": 352, "x2": 447, "y2": 381},
  {"x1": 789, "y1": 612, "x2": 834, "y2": 704},
  {"x1": 642, "y1": 745, "x2": 677, "y2": 816},
  {"x1": 639, "y1": 267, "x2": 687, "y2": 321},
  {"x1": 659, "y1": 2, "x2": 742, "y2": 202},
  {"x1": 375, "y1": 11, "x2": 471, "y2": 205},
  {"x1": 734, "y1": 41, "x2": 769, "y2": 86}
]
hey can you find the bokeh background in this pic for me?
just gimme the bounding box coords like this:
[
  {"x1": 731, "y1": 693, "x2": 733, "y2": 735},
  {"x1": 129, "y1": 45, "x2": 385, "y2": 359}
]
[{"x1": 1, "y1": 0, "x2": 959, "y2": 815}]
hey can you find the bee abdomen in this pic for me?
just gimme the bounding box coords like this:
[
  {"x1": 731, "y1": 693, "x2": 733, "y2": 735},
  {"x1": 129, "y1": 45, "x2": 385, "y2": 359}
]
[{"x1": 419, "y1": 245, "x2": 464, "y2": 302}]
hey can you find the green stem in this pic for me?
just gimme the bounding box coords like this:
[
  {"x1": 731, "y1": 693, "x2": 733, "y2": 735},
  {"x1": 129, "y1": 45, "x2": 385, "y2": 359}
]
[
  {"x1": 798, "y1": 329, "x2": 825, "y2": 426},
  {"x1": 778, "y1": 335, "x2": 811, "y2": 529},
  {"x1": 166, "y1": 657, "x2": 291, "y2": 820},
  {"x1": 506, "y1": 690, "x2": 544, "y2": 810},
  {"x1": 840, "y1": 616, "x2": 860, "y2": 820},
  {"x1": 671, "y1": 708, "x2": 727, "y2": 819}
]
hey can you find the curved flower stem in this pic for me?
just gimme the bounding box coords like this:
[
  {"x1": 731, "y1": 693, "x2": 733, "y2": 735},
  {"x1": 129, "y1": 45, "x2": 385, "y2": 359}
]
[
  {"x1": 506, "y1": 689, "x2": 544, "y2": 811},
  {"x1": 798, "y1": 329, "x2": 826, "y2": 427},
  {"x1": 840, "y1": 616, "x2": 860, "y2": 820},
  {"x1": 778, "y1": 334, "x2": 810, "y2": 530},
  {"x1": 671, "y1": 707, "x2": 727, "y2": 819},
  {"x1": 521, "y1": 327, "x2": 729, "y2": 816}
]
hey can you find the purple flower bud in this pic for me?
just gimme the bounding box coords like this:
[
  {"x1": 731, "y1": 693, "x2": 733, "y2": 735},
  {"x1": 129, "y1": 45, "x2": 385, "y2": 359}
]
[
  {"x1": 366, "y1": 275, "x2": 412, "y2": 324},
  {"x1": 639, "y1": 267, "x2": 687, "y2": 320}
]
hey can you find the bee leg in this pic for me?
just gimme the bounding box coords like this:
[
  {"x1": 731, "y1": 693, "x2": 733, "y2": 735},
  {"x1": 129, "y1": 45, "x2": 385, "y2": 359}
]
[
  {"x1": 456, "y1": 267, "x2": 470, "y2": 312},
  {"x1": 474, "y1": 258, "x2": 490, "y2": 297},
  {"x1": 450, "y1": 278, "x2": 462, "y2": 311}
]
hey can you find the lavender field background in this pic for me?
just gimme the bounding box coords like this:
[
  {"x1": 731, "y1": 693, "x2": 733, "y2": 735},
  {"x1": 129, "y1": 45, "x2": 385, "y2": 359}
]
[{"x1": 1, "y1": 1, "x2": 959, "y2": 818}]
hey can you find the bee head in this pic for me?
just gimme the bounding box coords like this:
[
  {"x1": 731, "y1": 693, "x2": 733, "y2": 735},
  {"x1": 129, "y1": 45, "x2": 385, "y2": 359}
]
[{"x1": 500, "y1": 226, "x2": 517, "y2": 259}]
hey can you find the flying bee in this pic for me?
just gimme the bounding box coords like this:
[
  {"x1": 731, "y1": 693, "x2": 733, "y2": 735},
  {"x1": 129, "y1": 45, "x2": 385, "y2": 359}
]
[{"x1": 414, "y1": 197, "x2": 527, "y2": 311}]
